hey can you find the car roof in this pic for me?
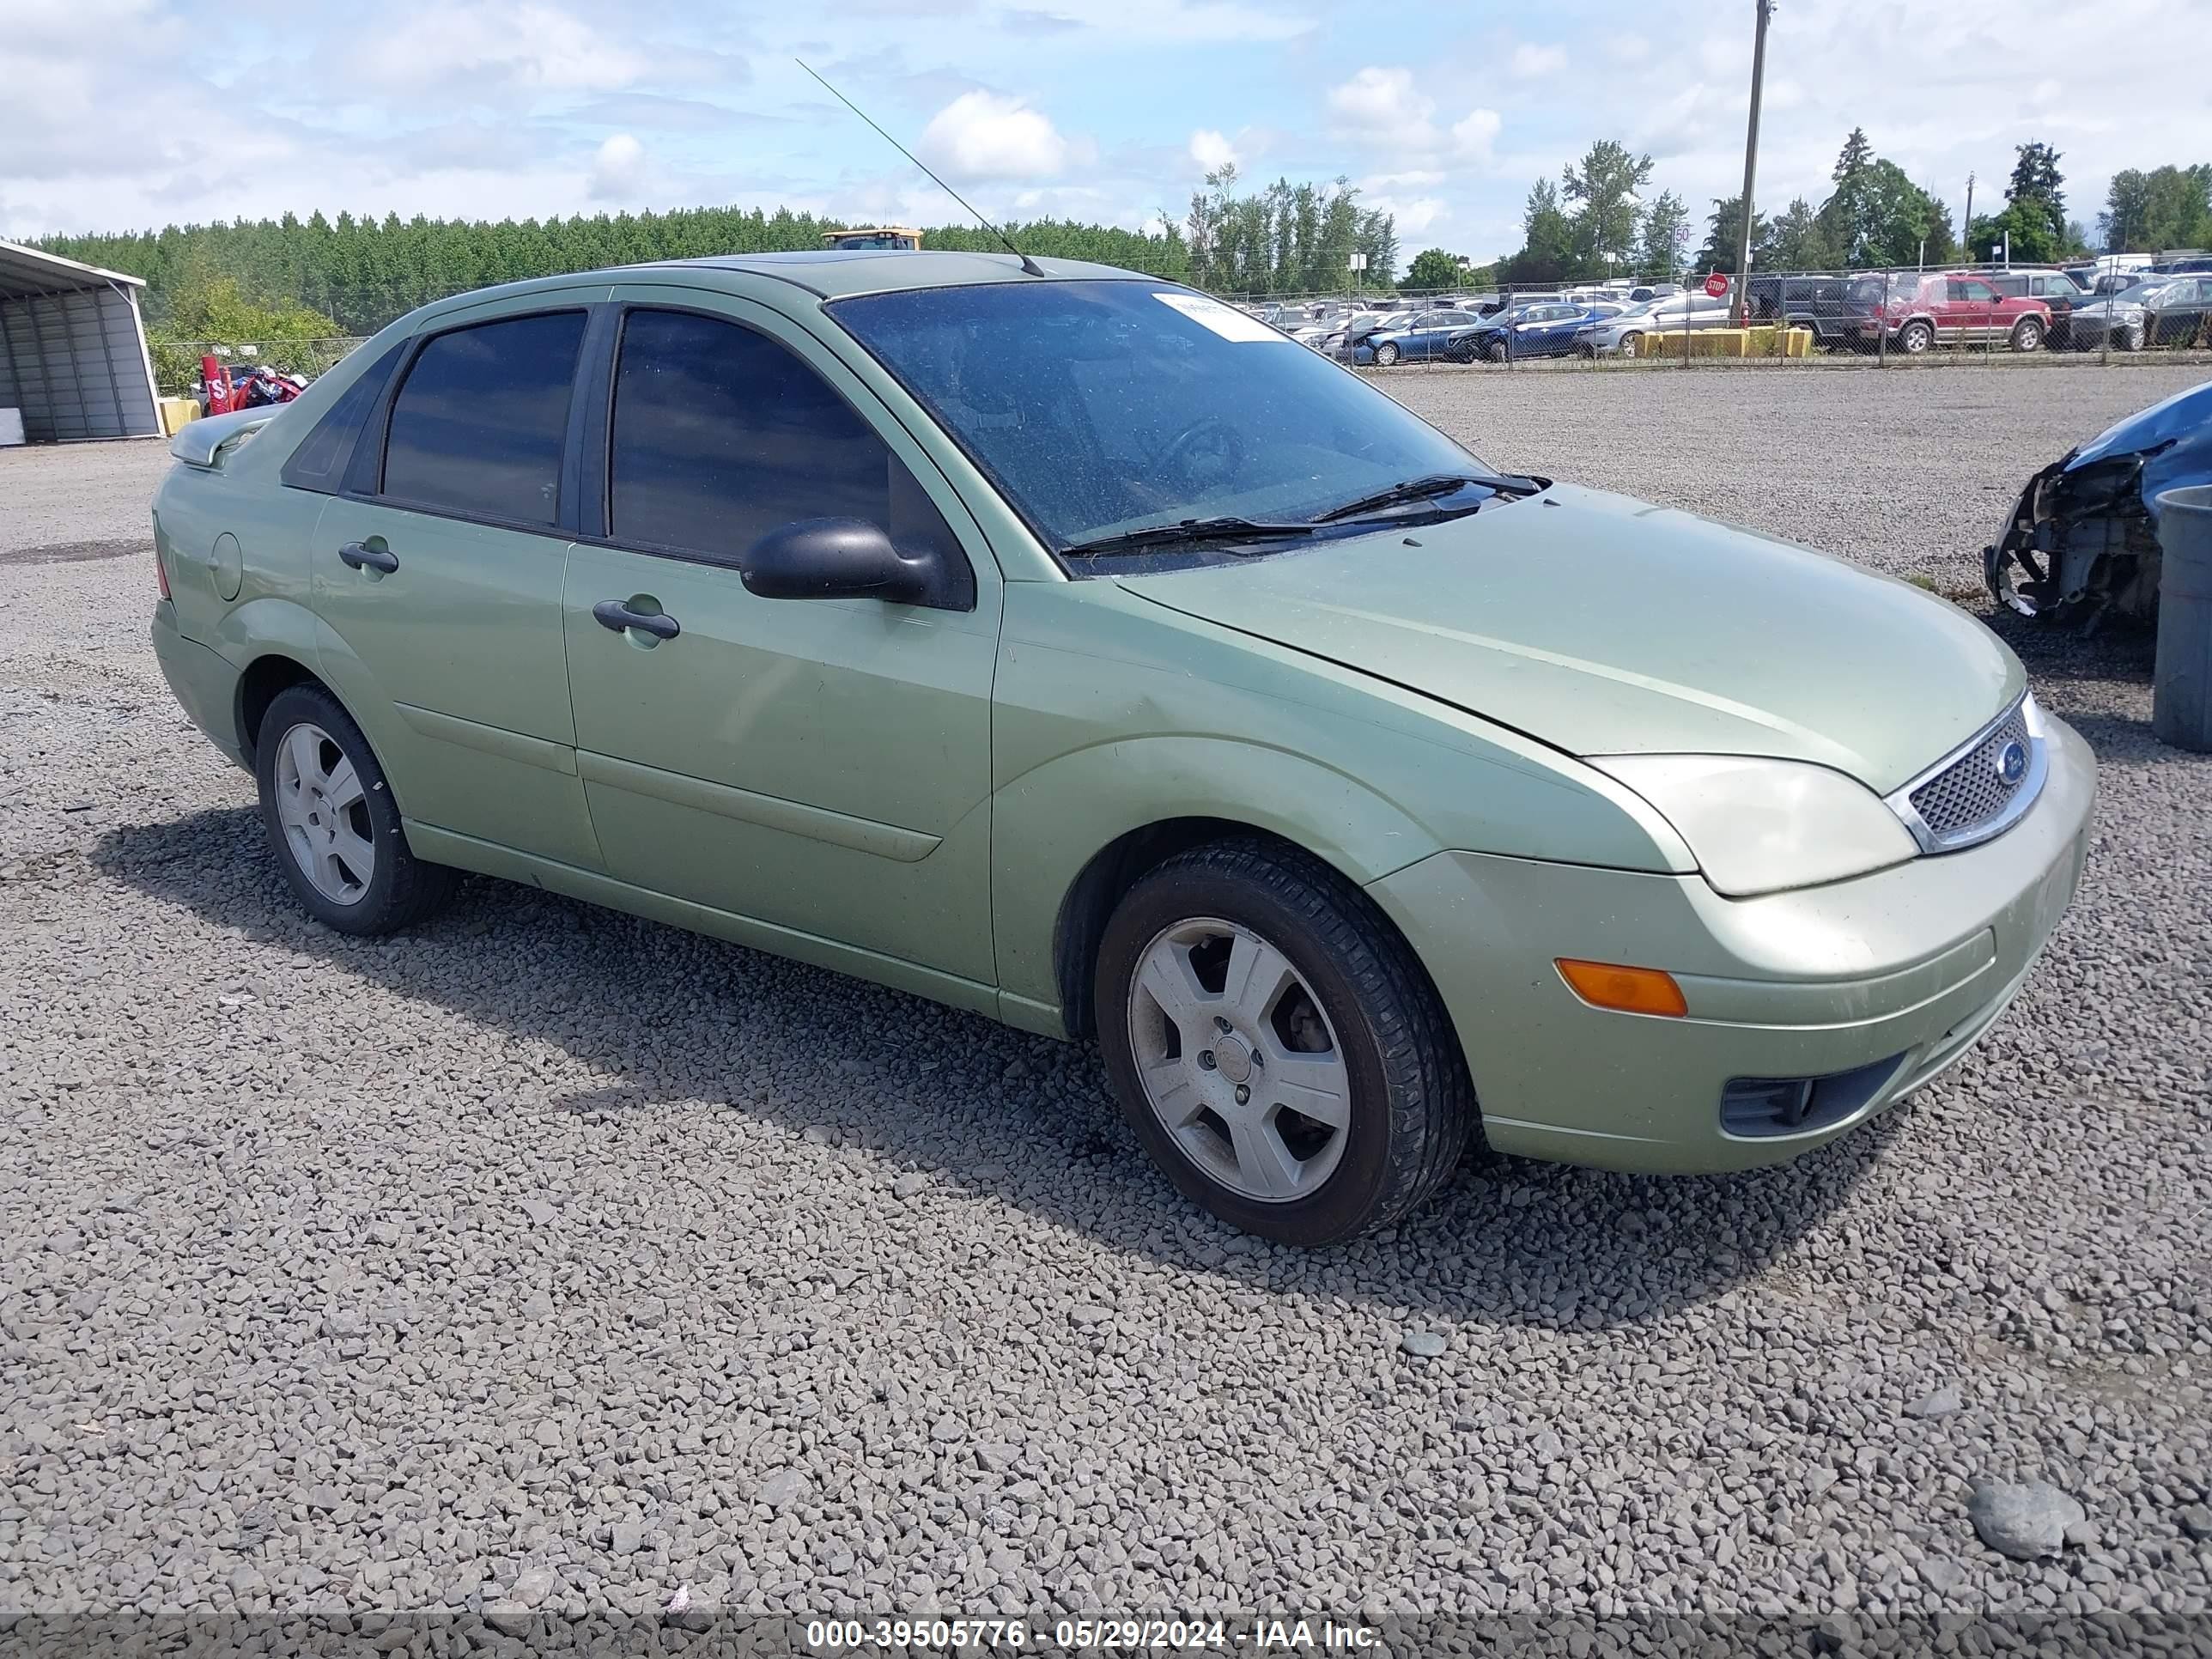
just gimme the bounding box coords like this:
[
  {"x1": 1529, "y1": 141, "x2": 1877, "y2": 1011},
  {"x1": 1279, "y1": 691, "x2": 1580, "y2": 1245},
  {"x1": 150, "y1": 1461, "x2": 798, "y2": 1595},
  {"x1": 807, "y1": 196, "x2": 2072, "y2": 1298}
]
[{"x1": 409, "y1": 250, "x2": 1152, "y2": 322}]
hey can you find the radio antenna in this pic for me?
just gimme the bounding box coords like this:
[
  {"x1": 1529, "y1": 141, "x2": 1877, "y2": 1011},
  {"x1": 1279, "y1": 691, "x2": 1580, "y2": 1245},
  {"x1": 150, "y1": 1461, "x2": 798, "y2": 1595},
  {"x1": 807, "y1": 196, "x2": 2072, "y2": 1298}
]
[{"x1": 795, "y1": 58, "x2": 1048, "y2": 278}]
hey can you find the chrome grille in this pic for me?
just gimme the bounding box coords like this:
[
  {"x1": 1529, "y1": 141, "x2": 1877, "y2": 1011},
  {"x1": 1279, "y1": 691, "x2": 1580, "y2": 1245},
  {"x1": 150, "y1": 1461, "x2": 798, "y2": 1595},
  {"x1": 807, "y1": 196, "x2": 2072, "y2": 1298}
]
[{"x1": 1902, "y1": 702, "x2": 2037, "y2": 848}]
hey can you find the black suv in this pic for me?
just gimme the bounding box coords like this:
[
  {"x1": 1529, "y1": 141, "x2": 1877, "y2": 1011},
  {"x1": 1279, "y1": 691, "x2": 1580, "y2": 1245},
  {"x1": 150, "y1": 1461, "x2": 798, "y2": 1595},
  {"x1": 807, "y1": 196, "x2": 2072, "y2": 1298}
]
[{"x1": 1743, "y1": 274, "x2": 1888, "y2": 350}]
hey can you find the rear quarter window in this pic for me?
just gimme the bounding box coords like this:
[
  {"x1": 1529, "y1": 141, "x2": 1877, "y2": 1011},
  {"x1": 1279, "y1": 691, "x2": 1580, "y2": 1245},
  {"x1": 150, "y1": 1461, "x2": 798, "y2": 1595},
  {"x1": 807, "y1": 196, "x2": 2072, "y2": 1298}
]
[{"x1": 380, "y1": 311, "x2": 587, "y2": 526}]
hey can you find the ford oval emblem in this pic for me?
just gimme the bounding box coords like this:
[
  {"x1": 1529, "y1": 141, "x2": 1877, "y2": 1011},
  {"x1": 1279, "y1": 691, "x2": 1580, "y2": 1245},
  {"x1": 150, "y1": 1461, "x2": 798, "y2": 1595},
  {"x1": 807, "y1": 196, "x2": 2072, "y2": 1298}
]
[{"x1": 1996, "y1": 739, "x2": 2028, "y2": 787}]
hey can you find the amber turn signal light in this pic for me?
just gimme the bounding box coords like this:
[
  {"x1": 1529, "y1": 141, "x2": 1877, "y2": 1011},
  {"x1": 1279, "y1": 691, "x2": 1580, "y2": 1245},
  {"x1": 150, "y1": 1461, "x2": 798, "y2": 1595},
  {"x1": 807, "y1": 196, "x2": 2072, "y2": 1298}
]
[{"x1": 1554, "y1": 957, "x2": 1688, "y2": 1018}]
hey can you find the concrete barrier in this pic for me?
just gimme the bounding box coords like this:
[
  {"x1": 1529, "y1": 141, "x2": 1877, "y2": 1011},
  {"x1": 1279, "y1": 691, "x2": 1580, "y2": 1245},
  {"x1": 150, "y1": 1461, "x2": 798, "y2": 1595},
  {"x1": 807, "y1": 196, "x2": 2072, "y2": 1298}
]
[
  {"x1": 2154, "y1": 484, "x2": 2212, "y2": 752},
  {"x1": 1644, "y1": 326, "x2": 1814, "y2": 360},
  {"x1": 158, "y1": 398, "x2": 201, "y2": 437}
]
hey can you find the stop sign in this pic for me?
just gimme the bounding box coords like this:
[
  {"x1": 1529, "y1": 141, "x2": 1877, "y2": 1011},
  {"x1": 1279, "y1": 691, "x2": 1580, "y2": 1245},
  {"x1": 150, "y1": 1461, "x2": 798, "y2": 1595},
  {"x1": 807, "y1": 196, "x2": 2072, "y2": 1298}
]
[{"x1": 1704, "y1": 270, "x2": 1729, "y2": 299}]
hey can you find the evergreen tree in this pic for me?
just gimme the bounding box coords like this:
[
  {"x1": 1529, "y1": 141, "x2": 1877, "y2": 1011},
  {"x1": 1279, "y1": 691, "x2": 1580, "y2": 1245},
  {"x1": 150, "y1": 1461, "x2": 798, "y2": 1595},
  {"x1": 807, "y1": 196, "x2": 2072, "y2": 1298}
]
[
  {"x1": 2006, "y1": 142, "x2": 2067, "y2": 252},
  {"x1": 1560, "y1": 140, "x2": 1655, "y2": 274},
  {"x1": 1695, "y1": 195, "x2": 1770, "y2": 274},
  {"x1": 1637, "y1": 191, "x2": 1689, "y2": 282}
]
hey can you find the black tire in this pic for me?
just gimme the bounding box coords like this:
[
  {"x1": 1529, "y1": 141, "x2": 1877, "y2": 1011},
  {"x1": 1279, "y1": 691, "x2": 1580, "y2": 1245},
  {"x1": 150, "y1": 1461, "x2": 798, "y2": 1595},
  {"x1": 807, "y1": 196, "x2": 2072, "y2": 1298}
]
[
  {"x1": 2118, "y1": 322, "x2": 2143, "y2": 352},
  {"x1": 1486, "y1": 337, "x2": 1509, "y2": 363},
  {"x1": 1620, "y1": 331, "x2": 1644, "y2": 358},
  {"x1": 1094, "y1": 838, "x2": 1474, "y2": 1245},
  {"x1": 1899, "y1": 319, "x2": 1935, "y2": 355},
  {"x1": 1372, "y1": 341, "x2": 1400, "y2": 367},
  {"x1": 254, "y1": 683, "x2": 458, "y2": 935},
  {"x1": 2009, "y1": 318, "x2": 2045, "y2": 353}
]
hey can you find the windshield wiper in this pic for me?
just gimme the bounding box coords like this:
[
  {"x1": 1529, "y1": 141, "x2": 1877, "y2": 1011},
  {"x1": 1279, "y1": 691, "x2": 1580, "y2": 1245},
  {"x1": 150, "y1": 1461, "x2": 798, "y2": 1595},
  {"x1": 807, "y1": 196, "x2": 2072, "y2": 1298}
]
[
  {"x1": 1059, "y1": 516, "x2": 1322, "y2": 560},
  {"x1": 1309, "y1": 471, "x2": 1541, "y2": 524}
]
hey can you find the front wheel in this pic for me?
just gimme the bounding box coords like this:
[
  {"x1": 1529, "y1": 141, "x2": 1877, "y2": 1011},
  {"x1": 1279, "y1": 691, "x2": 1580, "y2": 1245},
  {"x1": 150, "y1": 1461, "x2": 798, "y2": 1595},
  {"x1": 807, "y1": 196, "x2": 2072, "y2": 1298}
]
[
  {"x1": 2118, "y1": 322, "x2": 2143, "y2": 352},
  {"x1": 255, "y1": 683, "x2": 457, "y2": 935},
  {"x1": 1371, "y1": 341, "x2": 1400, "y2": 367},
  {"x1": 2009, "y1": 318, "x2": 2045, "y2": 352},
  {"x1": 1095, "y1": 840, "x2": 1474, "y2": 1245},
  {"x1": 1620, "y1": 331, "x2": 1643, "y2": 358},
  {"x1": 1486, "y1": 337, "x2": 1509, "y2": 363}
]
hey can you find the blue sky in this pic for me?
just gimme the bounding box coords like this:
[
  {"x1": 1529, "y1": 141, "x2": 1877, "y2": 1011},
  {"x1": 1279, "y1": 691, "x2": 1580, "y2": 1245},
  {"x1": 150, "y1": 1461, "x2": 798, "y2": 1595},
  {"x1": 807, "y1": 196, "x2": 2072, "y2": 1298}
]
[{"x1": 7, "y1": 0, "x2": 2208, "y2": 270}]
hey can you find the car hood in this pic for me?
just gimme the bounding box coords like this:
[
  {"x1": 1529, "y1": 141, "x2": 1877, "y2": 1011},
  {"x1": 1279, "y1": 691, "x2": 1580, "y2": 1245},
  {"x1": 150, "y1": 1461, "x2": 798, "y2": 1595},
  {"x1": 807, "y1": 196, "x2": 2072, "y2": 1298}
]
[{"x1": 1115, "y1": 483, "x2": 2021, "y2": 794}]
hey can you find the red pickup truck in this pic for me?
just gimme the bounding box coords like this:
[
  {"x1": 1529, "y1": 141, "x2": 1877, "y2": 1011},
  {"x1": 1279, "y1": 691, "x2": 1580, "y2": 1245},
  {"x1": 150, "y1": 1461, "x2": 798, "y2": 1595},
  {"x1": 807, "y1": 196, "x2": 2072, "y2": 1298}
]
[{"x1": 1860, "y1": 271, "x2": 2053, "y2": 354}]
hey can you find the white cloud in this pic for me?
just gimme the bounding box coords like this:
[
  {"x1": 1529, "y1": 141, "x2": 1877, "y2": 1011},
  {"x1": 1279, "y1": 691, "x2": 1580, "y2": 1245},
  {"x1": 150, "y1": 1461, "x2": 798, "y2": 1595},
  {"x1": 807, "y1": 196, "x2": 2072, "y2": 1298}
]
[
  {"x1": 1189, "y1": 129, "x2": 1238, "y2": 173},
  {"x1": 919, "y1": 90, "x2": 1076, "y2": 182},
  {"x1": 588, "y1": 133, "x2": 647, "y2": 200},
  {"x1": 1327, "y1": 69, "x2": 1501, "y2": 170},
  {"x1": 1511, "y1": 43, "x2": 1568, "y2": 78},
  {"x1": 1328, "y1": 67, "x2": 1436, "y2": 152},
  {"x1": 354, "y1": 3, "x2": 651, "y2": 94},
  {"x1": 1451, "y1": 108, "x2": 1502, "y2": 165}
]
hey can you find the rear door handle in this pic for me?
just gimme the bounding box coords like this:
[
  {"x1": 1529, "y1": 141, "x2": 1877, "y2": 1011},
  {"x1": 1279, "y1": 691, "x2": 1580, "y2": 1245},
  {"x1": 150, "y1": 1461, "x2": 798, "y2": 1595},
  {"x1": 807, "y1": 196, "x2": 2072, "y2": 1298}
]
[
  {"x1": 592, "y1": 599, "x2": 680, "y2": 641},
  {"x1": 337, "y1": 541, "x2": 399, "y2": 574}
]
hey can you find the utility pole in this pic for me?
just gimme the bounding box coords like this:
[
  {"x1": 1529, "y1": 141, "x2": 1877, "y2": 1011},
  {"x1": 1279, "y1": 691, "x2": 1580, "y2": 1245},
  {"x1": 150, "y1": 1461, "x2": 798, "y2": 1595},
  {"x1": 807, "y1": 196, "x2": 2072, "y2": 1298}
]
[
  {"x1": 1730, "y1": 0, "x2": 1773, "y2": 325},
  {"x1": 1963, "y1": 171, "x2": 1976, "y2": 253}
]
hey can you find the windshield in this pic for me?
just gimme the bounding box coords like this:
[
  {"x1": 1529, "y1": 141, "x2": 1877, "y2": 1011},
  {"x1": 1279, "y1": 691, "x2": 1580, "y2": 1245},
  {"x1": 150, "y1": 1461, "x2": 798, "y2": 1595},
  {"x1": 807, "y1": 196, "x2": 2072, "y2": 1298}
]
[{"x1": 831, "y1": 281, "x2": 1492, "y2": 556}]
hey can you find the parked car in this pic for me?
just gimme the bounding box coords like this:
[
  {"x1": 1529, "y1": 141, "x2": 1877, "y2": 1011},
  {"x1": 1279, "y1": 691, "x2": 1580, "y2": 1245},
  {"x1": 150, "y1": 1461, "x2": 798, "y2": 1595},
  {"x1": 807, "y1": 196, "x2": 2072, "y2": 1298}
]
[
  {"x1": 1626, "y1": 283, "x2": 1680, "y2": 304},
  {"x1": 1352, "y1": 308, "x2": 1486, "y2": 365},
  {"x1": 1744, "y1": 274, "x2": 1888, "y2": 349},
  {"x1": 2067, "y1": 276, "x2": 2212, "y2": 352},
  {"x1": 150, "y1": 253, "x2": 2095, "y2": 1245},
  {"x1": 1989, "y1": 269, "x2": 2095, "y2": 347},
  {"x1": 1463, "y1": 301, "x2": 1619, "y2": 362},
  {"x1": 1316, "y1": 310, "x2": 1406, "y2": 358},
  {"x1": 1858, "y1": 271, "x2": 2053, "y2": 353},
  {"x1": 1986, "y1": 378, "x2": 2212, "y2": 623},
  {"x1": 1578, "y1": 292, "x2": 1733, "y2": 356},
  {"x1": 1477, "y1": 290, "x2": 1565, "y2": 316}
]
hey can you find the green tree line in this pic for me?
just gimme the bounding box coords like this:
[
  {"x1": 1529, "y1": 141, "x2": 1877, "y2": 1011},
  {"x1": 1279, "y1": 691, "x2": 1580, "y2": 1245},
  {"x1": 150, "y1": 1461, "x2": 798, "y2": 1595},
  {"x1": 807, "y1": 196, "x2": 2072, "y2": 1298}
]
[
  {"x1": 29, "y1": 204, "x2": 1193, "y2": 338},
  {"x1": 1182, "y1": 166, "x2": 1398, "y2": 297}
]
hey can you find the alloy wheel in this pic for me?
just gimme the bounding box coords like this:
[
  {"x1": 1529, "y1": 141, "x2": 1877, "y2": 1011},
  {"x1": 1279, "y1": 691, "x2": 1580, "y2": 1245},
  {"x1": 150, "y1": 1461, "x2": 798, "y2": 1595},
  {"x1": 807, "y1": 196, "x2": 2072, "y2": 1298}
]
[
  {"x1": 272, "y1": 720, "x2": 375, "y2": 904},
  {"x1": 1126, "y1": 917, "x2": 1352, "y2": 1202}
]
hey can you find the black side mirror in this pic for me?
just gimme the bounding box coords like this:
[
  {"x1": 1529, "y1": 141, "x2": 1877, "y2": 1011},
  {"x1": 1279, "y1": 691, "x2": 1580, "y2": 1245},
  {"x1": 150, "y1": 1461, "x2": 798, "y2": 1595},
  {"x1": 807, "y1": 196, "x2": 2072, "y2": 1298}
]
[{"x1": 740, "y1": 517, "x2": 936, "y2": 605}]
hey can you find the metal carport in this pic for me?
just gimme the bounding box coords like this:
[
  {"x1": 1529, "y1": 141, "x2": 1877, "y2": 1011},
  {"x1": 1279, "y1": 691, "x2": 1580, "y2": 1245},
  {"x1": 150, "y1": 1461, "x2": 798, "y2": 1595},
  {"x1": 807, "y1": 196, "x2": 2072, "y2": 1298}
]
[{"x1": 0, "y1": 240, "x2": 161, "y2": 442}]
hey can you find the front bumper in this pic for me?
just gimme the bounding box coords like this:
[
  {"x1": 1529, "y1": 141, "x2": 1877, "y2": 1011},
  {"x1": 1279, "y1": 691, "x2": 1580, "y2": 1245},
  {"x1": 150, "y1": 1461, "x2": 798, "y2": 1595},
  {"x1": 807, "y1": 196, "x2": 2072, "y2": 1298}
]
[{"x1": 1366, "y1": 715, "x2": 2097, "y2": 1174}]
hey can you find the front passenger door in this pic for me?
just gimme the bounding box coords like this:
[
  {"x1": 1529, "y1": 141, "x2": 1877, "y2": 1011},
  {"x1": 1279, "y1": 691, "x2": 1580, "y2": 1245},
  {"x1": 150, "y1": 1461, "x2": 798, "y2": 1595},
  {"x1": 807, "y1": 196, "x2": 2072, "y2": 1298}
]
[{"x1": 562, "y1": 296, "x2": 1002, "y2": 988}]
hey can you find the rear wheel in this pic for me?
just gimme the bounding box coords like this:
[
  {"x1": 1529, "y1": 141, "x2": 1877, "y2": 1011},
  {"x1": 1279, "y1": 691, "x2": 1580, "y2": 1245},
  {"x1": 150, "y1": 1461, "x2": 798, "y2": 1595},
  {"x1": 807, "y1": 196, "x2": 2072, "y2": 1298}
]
[
  {"x1": 254, "y1": 684, "x2": 457, "y2": 935},
  {"x1": 1899, "y1": 319, "x2": 1935, "y2": 355},
  {"x1": 2009, "y1": 317, "x2": 2045, "y2": 352},
  {"x1": 1095, "y1": 839, "x2": 1474, "y2": 1245},
  {"x1": 1372, "y1": 341, "x2": 1400, "y2": 367}
]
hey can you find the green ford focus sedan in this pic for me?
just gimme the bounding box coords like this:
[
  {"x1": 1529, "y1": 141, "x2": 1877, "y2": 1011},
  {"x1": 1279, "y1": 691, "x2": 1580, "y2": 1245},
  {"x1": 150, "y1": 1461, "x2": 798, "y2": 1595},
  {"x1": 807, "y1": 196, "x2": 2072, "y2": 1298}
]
[{"x1": 149, "y1": 251, "x2": 2095, "y2": 1245}]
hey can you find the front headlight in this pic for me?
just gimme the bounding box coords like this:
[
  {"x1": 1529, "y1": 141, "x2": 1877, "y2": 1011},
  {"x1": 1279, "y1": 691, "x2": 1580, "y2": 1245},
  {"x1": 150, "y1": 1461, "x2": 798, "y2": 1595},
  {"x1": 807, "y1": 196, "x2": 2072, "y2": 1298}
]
[{"x1": 1588, "y1": 755, "x2": 1918, "y2": 897}]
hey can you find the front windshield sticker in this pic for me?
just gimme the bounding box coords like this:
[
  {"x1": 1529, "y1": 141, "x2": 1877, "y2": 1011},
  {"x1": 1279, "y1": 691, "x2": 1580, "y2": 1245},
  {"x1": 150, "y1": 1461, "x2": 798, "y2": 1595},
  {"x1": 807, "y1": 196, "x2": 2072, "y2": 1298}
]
[{"x1": 1153, "y1": 292, "x2": 1288, "y2": 343}]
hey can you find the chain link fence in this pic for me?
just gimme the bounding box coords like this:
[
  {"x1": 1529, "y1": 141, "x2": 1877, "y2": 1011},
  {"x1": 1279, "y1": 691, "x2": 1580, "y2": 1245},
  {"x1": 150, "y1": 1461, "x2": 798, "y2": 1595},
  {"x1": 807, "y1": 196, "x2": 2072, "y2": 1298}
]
[{"x1": 1225, "y1": 261, "x2": 2212, "y2": 373}]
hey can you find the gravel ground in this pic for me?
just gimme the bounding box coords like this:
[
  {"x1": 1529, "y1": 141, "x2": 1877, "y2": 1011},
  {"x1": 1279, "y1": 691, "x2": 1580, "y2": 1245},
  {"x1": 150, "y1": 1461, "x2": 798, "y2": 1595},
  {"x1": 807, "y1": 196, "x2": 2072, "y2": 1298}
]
[{"x1": 3, "y1": 367, "x2": 2209, "y2": 1638}]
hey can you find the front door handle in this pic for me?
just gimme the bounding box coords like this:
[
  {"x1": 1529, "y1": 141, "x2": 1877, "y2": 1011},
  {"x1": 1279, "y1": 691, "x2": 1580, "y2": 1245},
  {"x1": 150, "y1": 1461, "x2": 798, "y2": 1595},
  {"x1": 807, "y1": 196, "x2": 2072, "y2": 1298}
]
[
  {"x1": 592, "y1": 599, "x2": 680, "y2": 641},
  {"x1": 337, "y1": 541, "x2": 399, "y2": 574}
]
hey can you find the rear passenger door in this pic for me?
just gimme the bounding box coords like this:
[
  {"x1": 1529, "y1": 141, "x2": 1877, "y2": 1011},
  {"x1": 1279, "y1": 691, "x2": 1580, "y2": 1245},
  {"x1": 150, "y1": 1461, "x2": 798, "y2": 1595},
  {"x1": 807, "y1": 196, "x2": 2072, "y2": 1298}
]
[
  {"x1": 311, "y1": 302, "x2": 604, "y2": 871},
  {"x1": 560, "y1": 292, "x2": 1002, "y2": 987}
]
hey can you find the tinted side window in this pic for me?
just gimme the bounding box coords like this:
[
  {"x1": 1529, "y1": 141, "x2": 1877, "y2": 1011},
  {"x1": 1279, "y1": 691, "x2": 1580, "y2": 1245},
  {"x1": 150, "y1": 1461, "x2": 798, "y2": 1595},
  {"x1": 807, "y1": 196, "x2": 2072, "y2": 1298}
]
[
  {"x1": 282, "y1": 338, "x2": 405, "y2": 494},
  {"x1": 611, "y1": 308, "x2": 890, "y2": 558},
  {"x1": 381, "y1": 312, "x2": 586, "y2": 526}
]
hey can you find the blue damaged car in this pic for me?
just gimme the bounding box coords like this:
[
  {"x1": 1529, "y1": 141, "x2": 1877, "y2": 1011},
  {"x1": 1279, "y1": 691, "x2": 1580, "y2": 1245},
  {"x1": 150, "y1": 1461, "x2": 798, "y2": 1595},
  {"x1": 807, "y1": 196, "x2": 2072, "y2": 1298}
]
[{"x1": 1985, "y1": 378, "x2": 2212, "y2": 622}]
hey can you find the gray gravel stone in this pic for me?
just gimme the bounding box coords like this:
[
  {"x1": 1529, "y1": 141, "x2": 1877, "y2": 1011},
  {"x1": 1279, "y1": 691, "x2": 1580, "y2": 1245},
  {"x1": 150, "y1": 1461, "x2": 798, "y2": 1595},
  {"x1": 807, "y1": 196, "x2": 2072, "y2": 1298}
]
[
  {"x1": 1905, "y1": 1385, "x2": 1964, "y2": 1419},
  {"x1": 1970, "y1": 1480, "x2": 2088, "y2": 1559},
  {"x1": 1400, "y1": 1331, "x2": 1449, "y2": 1358},
  {"x1": 3, "y1": 378, "x2": 2207, "y2": 1626}
]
